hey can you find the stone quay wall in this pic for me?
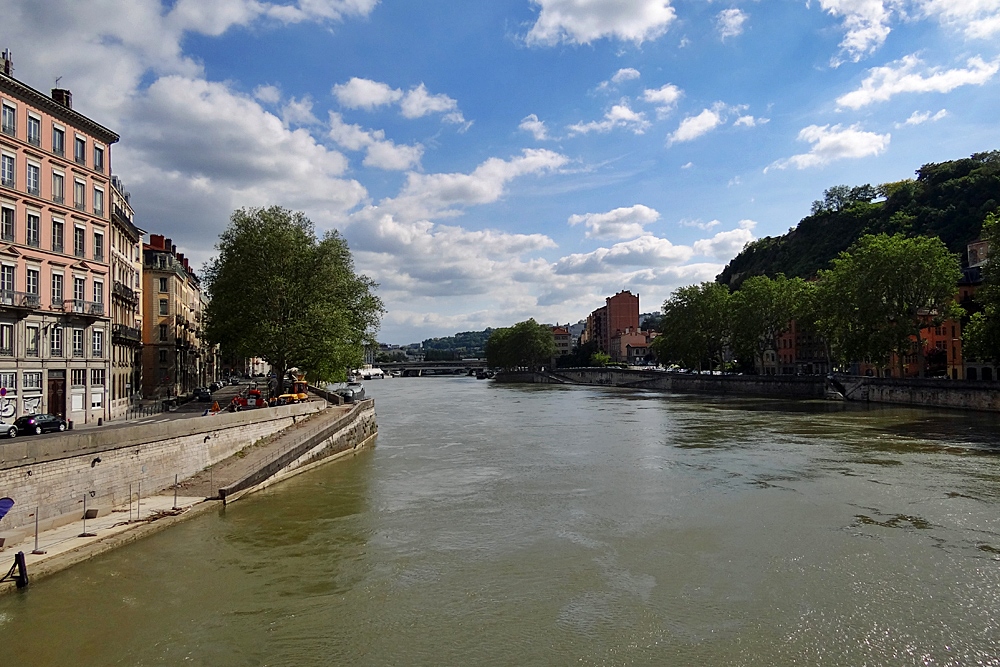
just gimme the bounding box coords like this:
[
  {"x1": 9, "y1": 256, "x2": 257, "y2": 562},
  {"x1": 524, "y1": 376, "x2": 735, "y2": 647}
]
[
  {"x1": 220, "y1": 398, "x2": 377, "y2": 503},
  {"x1": 0, "y1": 401, "x2": 325, "y2": 533},
  {"x1": 498, "y1": 369, "x2": 1000, "y2": 412},
  {"x1": 497, "y1": 369, "x2": 826, "y2": 398}
]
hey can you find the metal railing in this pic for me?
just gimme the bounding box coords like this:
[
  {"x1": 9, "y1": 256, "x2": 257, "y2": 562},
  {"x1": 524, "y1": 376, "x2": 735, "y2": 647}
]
[
  {"x1": 0, "y1": 290, "x2": 40, "y2": 309},
  {"x1": 70, "y1": 299, "x2": 104, "y2": 316},
  {"x1": 113, "y1": 324, "x2": 142, "y2": 343}
]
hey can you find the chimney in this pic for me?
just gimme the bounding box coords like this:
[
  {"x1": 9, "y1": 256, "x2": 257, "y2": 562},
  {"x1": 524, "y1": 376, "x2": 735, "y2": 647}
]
[
  {"x1": 1, "y1": 49, "x2": 12, "y2": 77},
  {"x1": 149, "y1": 234, "x2": 165, "y2": 250},
  {"x1": 51, "y1": 88, "x2": 73, "y2": 109}
]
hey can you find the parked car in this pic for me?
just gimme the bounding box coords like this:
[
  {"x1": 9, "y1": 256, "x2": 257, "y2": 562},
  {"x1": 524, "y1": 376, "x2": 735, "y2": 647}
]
[
  {"x1": 14, "y1": 413, "x2": 67, "y2": 435},
  {"x1": 209, "y1": 381, "x2": 221, "y2": 392},
  {"x1": 0, "y1": 419, "x2": 17, "y2": 438},
  {"x1": 194, "y1": 387, "x2": 213, "y2": 402}
]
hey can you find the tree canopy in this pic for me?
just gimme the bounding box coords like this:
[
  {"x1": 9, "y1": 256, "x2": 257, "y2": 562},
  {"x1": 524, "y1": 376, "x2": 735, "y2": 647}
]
[
  {"x1": 203, "y1": 206, "x2": 384, "y2": 384},
  {"x1": 652, "y1": 282, "x2": 731, "y2": 371},
  {"x1": 964, "y1": 212, "x2": 1000, "y2": 361},
  {"x1": 730, "y1": 274, "x2": 807, "y2": 373},
  {"x1": 486, "y1": 319, "x2": 556, "y2": 371}
]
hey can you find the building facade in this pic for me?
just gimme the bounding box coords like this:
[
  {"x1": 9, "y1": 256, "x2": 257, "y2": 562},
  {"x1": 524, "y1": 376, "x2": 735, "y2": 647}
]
[
  {"x1": 584, "y1": 290, "x2": 640, "y2": 354},
  {"x1": 108, "y1": 175, "x2": 143, "y2": 417},
  {"x1": 141, "y1": 235, "x2": 203, "y2": 399},
  {"x1": 0, "y1": 52, "x2": 115, "y2": 424}
]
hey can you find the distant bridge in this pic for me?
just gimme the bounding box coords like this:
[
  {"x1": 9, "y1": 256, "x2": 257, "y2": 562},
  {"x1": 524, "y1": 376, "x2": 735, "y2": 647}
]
[{"x1": 379, "y1": 360, "x2": 488, "y2": 377}]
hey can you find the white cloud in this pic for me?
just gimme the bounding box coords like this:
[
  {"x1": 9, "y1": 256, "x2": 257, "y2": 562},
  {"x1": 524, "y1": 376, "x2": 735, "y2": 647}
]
[
  {"x1": 818, "y1": 0, "x2": 899, "y2": 65},
  {"x1": 895, "y1": 108, "x2": 948, "y2": 127},
  {"x1": 281, "y1": 96, "x2": 319, "y2": 126},
  {"x1": 568, "y1": 101, "x2": 650, "y2": 135},
  {"x1": 328, "y1": 112, "x2": 423, "y2": 170},
  {"x1": 766, "y1": 124, "x2": 890, "y2": 171},
  {"x1": 332, "y1": 77, "x2": 404, "y2": 109},
  {"x1": 612, "y1": 67, "x2": 642, "y2": 84},
  {"x1": 555, "y1": 235, "x2": 693, "y2": 274},
  {"x1": 680, "y1": 218, "x2": 721, "y2": 230},
  {"x1": 253, "y1": 84, "x2": 282, "y2": 104},
  {"x1": 681, "y1": 162, "x2": 694, "y2": 169},
  {"x1": 920, "y1": 0, "x2": 1000, "y2": 39},
  {"x1": 642, "y1": 84, "x2": 683, "y2": 117},
  {"x1": 519, "y1": 114, "x2": 550, "y2": 141},
  {"x1": 733, "y1": 114, "x2": 768, "y2": 127},
  {"x1": 568, "y1": 205, "x2": 661, "y2": 239},
  {"x1": 692, "y1": 220, "x2": 756, "y2": 259},
  {"x1": 837, "y1": 54, "x2": 1000, "y2": 108},
  {"x1": 400, "y1": 84, "x2": 463, "y2": 122},
  {"x1": 526, "y1": 0, "x2": 677, "y2": 45},
  {"x1": 717, "y1": 8, "x2": 748, "y2": 39},
  {"x1": 668, "y1": 103, "x2": 730, "y2": 143},
  {"x1": 379, "y1": 149, "x2": 570, "y2": 221}
]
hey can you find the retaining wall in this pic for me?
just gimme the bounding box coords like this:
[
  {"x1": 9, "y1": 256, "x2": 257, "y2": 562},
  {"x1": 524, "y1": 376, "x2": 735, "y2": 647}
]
[{"x1": 0, "y1": 401, "x2": 325, "y2": 533}]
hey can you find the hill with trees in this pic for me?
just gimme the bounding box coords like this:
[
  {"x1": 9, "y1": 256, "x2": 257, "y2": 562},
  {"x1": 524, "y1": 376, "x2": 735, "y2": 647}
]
[
  {"x1": 421, "y1": 329, "x2": 494, "y2": 358},
  {"x1": 718, "y1": 151, "x2": 1000, "y2": 288}
]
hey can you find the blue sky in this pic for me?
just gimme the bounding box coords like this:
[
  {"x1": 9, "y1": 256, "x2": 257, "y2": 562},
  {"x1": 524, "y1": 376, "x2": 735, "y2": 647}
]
[{"x1": 5, "y1": 0, "x2": 1000, "y2": 343}]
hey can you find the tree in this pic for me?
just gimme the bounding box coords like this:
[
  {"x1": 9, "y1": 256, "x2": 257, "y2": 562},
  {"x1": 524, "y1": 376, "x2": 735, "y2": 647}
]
[
  {"x1": 590, "y1": 351, "x2": 611, "y2": 367},
  {"x1": 964, "y1": 212, "x2": 1000, "y2": 360},
  {"x1": 812, "y1": 233, "x2": 962, "y2": 376},
  {"x1": 730, "y1": 274, "x2": 807, "y2": 373},
  {"x1": 203, "y1": 206, "x2": 384, "y2": 386},
  {"x1": 485, "y1": 320, "x2": 556, "y2": 371},
  {"x1": 652, "y1": 282, "x2": 731, "y2": 371}
]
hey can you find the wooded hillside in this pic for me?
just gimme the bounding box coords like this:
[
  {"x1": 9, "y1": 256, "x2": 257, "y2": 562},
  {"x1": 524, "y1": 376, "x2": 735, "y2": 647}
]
[{"x1": 717, "y1": 151, "x2": 1000, "y2": 289}]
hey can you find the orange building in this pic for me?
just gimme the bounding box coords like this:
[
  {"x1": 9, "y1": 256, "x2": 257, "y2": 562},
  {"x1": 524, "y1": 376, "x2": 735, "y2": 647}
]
[{"x1": 585, "y1": 290, "x2": 639, "y2": 354}]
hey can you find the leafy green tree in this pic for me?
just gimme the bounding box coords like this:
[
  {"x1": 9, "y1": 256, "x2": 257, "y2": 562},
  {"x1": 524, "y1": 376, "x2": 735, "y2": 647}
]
[
  {"x1": 376, "y1": 350, "x2": 408, "y2": 363},
  {"x1": 486, "y1": 320, "x2": 556, "y2": 370},
  {"x1": 813, "y1": 233, "x2": 962, "y2": 376},
  {"x1": 652, "y1": 282, "x2": 731, "y2": 371},
  {"x1": 590, "y1": 351, "x2": 611, "y2": 367},
  {"x1": 730, "y1": 274, "x2": 807, "y2": 372},
  {"x1": 203, "y1": 206, "x2": 384, "y2": 385},
  {"x1": 964, "y1": 212, "x2": 1000, "y2": 360}
]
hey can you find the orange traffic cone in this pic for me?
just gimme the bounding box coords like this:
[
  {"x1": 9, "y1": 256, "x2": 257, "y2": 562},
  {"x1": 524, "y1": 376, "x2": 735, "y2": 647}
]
[{"x1": 212, "y1": 401, "x2": 220, "y2": 412}]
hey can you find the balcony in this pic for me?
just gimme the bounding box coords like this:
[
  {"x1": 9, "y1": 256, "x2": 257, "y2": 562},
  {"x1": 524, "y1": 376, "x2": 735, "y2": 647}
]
[
  {"x1": 74, "y1": 246, "x2": 86, "y2": 258},
  {"x1": 52, "y1": 194, "x2": 64, "y2": 205},
  {"x1": 113, "y1": 324, "x2": 142, "y2": 346},
  {"x1": 69, "y1": 299, "x2": 104, "y2": 317},
  {"x1": 1, "y1": 123, "x2": 13, "y2": 137},
  {"x1": 27, "y1": 134, "x2": 39, "y2": 148},
  {"x1": 0, "y1": 290, "x2": 41, "y2": 311},
  {"x1": 113, "y1": 280, "x2": 138, "y2": 305}
]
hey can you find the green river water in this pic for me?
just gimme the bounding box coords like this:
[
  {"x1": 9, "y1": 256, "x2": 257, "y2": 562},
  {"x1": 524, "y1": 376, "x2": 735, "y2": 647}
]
[{"x1": 2, "y1": 378, "x2": 1000, "y2": 665}]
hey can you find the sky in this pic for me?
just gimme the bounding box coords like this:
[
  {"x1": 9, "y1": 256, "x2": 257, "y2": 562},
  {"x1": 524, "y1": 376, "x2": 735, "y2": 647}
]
[{"x1": 3, "y1": 0, "x2": 999, "y2": 343}]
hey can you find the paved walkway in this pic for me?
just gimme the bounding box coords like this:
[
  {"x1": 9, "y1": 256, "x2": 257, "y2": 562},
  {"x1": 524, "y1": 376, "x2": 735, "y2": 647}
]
[{"x1": 1, "y1": 401, "x2": 352, "y2": 590}]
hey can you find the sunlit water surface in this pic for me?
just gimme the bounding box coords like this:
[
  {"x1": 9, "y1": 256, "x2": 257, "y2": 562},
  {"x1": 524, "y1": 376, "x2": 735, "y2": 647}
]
[{"x1": 2, "y1": 378, "x2": 1000, "y2": 665}]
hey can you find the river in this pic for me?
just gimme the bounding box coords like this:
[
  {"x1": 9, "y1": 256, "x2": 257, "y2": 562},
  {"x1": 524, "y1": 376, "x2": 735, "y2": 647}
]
[{"x1": 2, "y1": 378, "x2": 1000, "y2": 665}]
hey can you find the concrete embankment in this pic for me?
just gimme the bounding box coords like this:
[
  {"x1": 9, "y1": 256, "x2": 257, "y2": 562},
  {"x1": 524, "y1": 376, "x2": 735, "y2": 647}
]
[
  {"x1": 0, "y1": 399, "x2": 376, "y2": 592},
  {"x1": 498, "y1": 369, "x2": 1000, "y2": 412}
]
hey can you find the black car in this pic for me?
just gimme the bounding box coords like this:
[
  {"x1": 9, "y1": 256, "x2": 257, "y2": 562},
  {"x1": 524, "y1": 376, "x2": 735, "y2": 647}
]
[
  {"x1": 194, "y1": 387, "x2": 213, "y2": 402},
  {"x1": 14, "y1": 413, "x2": 68, "y2": 435}
]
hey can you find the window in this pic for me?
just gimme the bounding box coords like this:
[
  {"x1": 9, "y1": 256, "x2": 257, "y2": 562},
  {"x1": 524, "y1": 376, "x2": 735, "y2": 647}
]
[
  {"x1": 26, "y1": 268, "x2": 38, "y2": 295},
  {"x1": 51, "y1": 171, "x2": 64, "y2": 204},
  {"x1": 93, "y1": 279, "x2": 103, "y2": 305},
  {"x1": 1, "y1": 103, "x2": 14, "y2": 136},
  {"x1": 71, "y1": 368, "x2": 86, "y2": 387},
  {"x1": 0, "y1": 372, "x2": 15, "y2": 392},
  {"x1": 159, "y1": 299, "x2": 168, "y2": 315},
  {"x1": 26, "y1": 115, "x2": 40, "y2": 146},
  {"x1": 73, "y1": 276, "x2": 85, "y2": 310},
  {"x1": 0, "y1": 324, "x2": 12, "y2": 356},
  {"x1": 72, "y1": 328, "x2": 84, "y2": 357},
  {"x1": 93, "y1": 231, "x2": 104, "y2": 261},
  {"x1": 1, "y1": 154, "x2": 13, "y2": 187},
  {"x1": 74, "y1": 180, "x2": 86, "y2": 211},
  {"x1": 74, "y1": 136, "x2": 86, "y2": 165},
  {"x1": 51, "y1": 218, "x2": 64, "y2": 252},
  {"x1": 50, "y1": 326, "x2": 62, "y2": 356},
  {"x1": 51, "y1": 272, "x2": 63, "y2": 306},
  {"x1": 26, "y1": 163, "x2": 39, "y2": 196},
  {"x1": 74, "y1": 226, "x2": 85, "y2": 257},
  {"x1": 93, "y1": 145, "x2": 104, "y2": 173},
  {"x1": 90, "y1": 368, "x2": 105, "y2": 386},
  {"x1": 0, "y1": 265, "x2": 14, "y2": 294},
  {"x1": 25, "y1": 326, "x2": 38, "y2": 357},
  {"x1": 92, "y1": 329, "x2": 104, "y2": 357},
  {"x1": 26, "y1": 212, "x2": 39, "y2": 247},
  {"x1": 158, "y1": 277, "x2": 168, "y2": 292},
  {"x1": 0, "y1": 207, "x2": 12, "y2": 241},
  {"x1": 158, "y1": 323, "x2": 167, "y2": 341},
  {"x1": 23, "y1": 371, "x2": 41, "y2": 390},
  {"x1": 52, "y1": 126, "x2": 64, "y2": 156},
  {"x1": 93, "y1": 187, "x2": 104, "y2": 217}
]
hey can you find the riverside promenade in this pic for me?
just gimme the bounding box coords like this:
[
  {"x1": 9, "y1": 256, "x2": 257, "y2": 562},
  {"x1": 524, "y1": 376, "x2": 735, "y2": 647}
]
[{"x1": 0, "y1": 397, "x2": 376, "y2": 593}]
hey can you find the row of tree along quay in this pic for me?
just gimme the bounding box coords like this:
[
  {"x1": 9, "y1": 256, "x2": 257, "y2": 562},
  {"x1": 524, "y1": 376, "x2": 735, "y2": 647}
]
[
  {"x1": 204, "y1": 206, "x2": 384, "y2": 388},
  {"x1": 653, "y1": 232, "x2": 963, "y2": 376}
]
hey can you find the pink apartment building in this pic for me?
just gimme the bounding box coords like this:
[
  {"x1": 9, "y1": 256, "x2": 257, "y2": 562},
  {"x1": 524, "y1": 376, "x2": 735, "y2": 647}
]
[{"x1": 0, "y1": 52, "x2": 116, "y2": 424}]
